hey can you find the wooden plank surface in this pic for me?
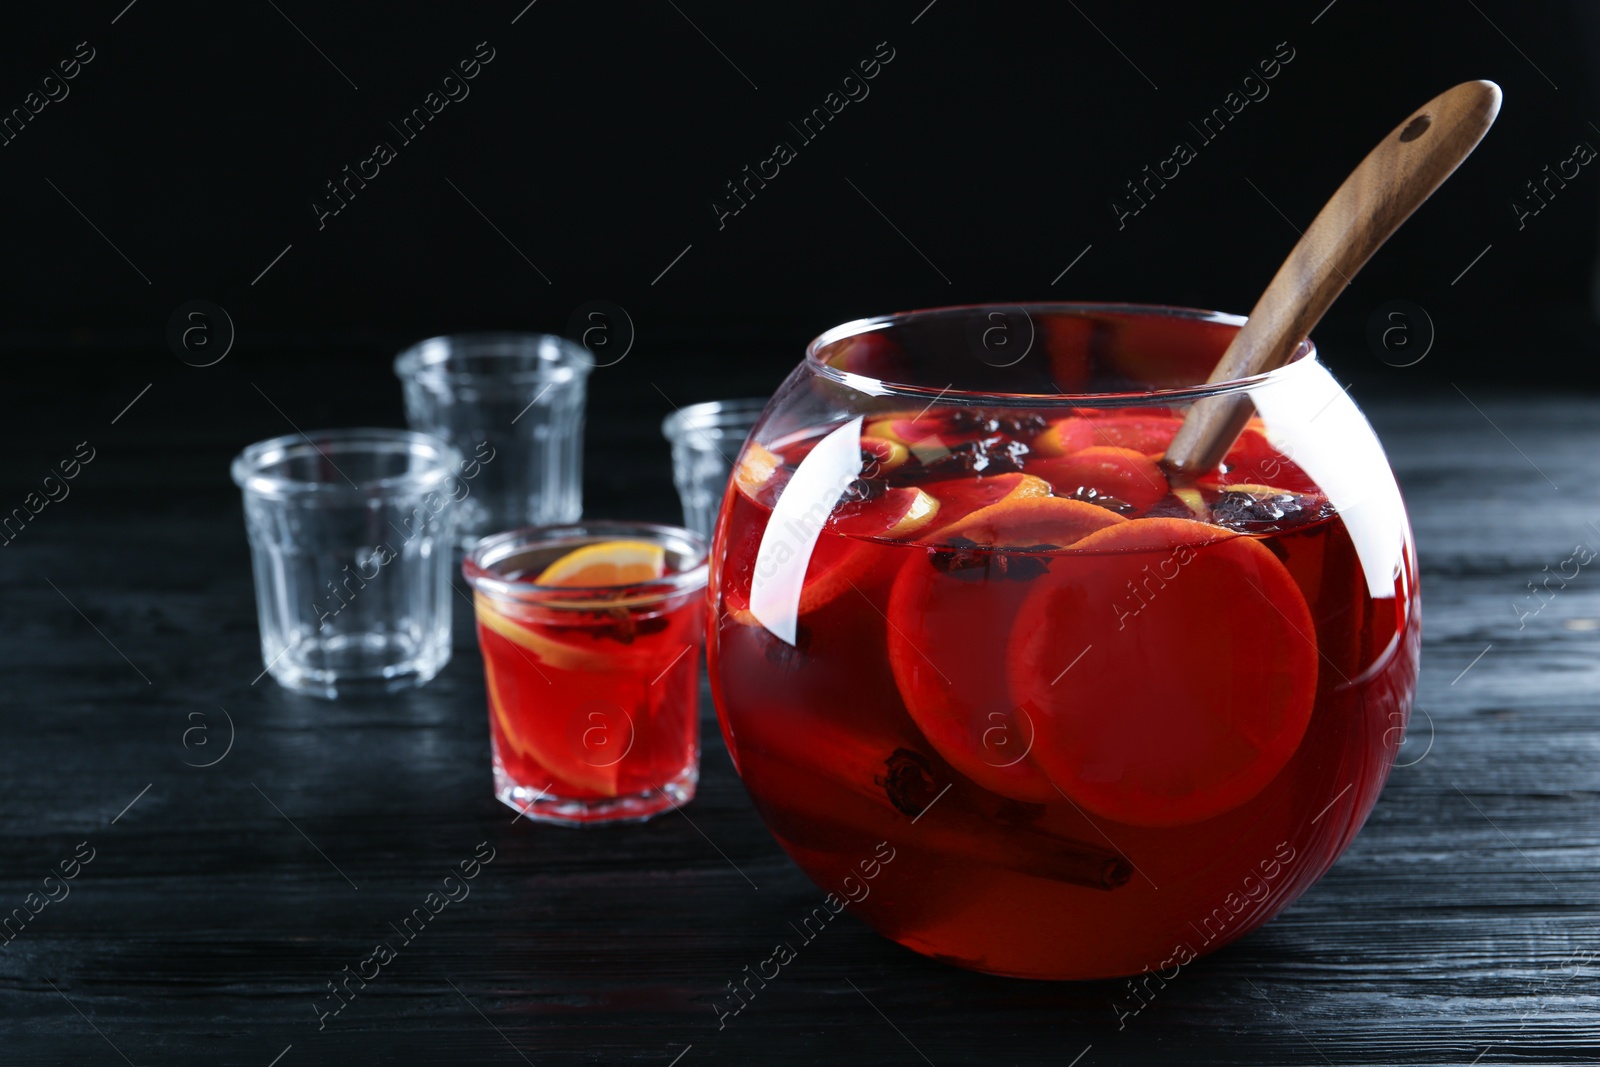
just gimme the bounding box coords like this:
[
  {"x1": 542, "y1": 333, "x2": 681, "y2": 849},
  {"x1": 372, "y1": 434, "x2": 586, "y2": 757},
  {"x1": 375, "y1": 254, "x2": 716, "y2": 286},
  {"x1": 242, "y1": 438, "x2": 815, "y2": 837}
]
[{"x1": 1, "y1": 381, "x2": 1597, "y2": 1066}]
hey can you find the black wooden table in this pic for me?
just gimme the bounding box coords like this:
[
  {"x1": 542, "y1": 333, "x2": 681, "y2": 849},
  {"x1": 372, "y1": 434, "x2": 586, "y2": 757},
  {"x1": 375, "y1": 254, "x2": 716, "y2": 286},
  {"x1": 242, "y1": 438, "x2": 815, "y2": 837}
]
[{"x1": 3, "y1": 374, "x2": 1597, "y2": 1066}]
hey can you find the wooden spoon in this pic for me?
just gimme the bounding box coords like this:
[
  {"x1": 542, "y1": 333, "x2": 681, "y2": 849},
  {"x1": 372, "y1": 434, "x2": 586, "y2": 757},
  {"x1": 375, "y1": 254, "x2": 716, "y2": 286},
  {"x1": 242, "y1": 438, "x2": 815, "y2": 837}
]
[{"x1": 1160, "y1": 80, "x2": 1502, "y2": 482}]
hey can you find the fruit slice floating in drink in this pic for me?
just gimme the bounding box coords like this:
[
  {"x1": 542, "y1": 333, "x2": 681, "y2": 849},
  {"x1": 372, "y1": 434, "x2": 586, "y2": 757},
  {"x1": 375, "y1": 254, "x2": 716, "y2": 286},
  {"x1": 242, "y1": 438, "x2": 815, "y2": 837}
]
[
  {"x1": 1005, "y1": 517, "x2": 1318, "y2": 826},
  {"x1": 1033, "y1": 413, "x2": 1184, "y2": 457},
  {"x1": 471, "y1": 537, "x2": 703, "y2": 810},
  {"x1": 886, "y1": 496, "x2": 1126, "y2": 802},
  {"x1": 535, "y1": 539, "x2": 666, "y2": 586},
  {"x1": 1028, "y1": 446, "x2": 1169, "y2": 513},
  {"x1": 921, "y1": 472, "x2": 1050, "y2": 532},
  {"x1": 480, "y1": 650, "x2": 624, "y2": 797},
  {"x1": 787, "y1": 486, "x2": 942, "y2": 615},
  {"x1": 735, "y1": 442, "x2": 787, "y2": 505}
]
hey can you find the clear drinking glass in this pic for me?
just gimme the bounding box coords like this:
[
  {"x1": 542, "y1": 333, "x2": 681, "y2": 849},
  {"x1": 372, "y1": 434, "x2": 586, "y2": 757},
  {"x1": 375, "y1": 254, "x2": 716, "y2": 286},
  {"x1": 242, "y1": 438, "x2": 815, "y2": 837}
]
[
  {"x1": 394, "y1": 333, "x2": 591, "y2": 546},
  {"x1": 463, "y1": 522, "x2": 709, "y2": 825},
  {"x1": 231, "y1": 429, "x2": 463, "y2": 699},
  {"x1": 661, "y1": 398, "x2": 768, "y2": 539}
]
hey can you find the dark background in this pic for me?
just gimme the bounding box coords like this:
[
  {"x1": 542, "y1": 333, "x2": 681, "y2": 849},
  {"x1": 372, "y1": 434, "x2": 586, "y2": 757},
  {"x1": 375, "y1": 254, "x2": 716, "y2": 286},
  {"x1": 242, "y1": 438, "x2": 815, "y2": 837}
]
[
  {"x1": 5, "y1": 5, "x2": 1600, "y2": 1066},
  {"x1": 0, "y1": 0, "x2": 1596, "y2": 481}
]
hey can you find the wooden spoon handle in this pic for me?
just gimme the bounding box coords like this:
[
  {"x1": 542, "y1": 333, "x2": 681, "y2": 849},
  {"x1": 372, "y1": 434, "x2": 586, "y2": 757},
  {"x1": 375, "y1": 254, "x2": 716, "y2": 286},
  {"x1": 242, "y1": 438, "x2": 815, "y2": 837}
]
[{"x1": 1161, "y1": 80, "x2": 1502, "y2": 482}]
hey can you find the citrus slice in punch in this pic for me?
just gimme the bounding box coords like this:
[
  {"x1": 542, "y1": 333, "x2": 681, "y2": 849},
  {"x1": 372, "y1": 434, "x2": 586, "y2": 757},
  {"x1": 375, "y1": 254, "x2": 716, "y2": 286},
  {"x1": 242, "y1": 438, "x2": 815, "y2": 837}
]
[
  {"x1": 922, "y1": 472, "x2": 1051, "y2": 536},
  {"x1": 863, "y1": 415, "x2": 936, "y2": 446},
  {"x1": 1032, "y1": 413, "x2": 1183, "y2": 457},
  {"x1": 777, "y1": 434, "x2": 909, "y2": 475},
  {"x1": 941, "y1": 493, "x2": 1126, "y2": 548},
  {"x1": 887, "y1": 496, "x2": 1126, "y2": 801},
  {"x1": 536, "y1": 540, "x2": 666, "y2": 587},
  {"x1": 474, "y1": 593, "x2": 659, "y2": 673},
  {"x1": 734, "y1": 442, "x2": 783, "y2": 500},
  {"x1": 861, "y1": 435, "x2": 910, "y2": 474},
  {"x1": 790, "y1": 487, "x2": 941, "y2": 615},
  {"x1": 830, "y1": 486, "x2": 940, "y2": 540},
  {"x1": 1006, "y1": 517, "x2": 1318, "y2": 827},
  {"x1": 480, "y1": 645, "x2": 622, "y2": 797},
  {"x1": 1027, "y1": 447, "x2": 1170, "y2": 513}
]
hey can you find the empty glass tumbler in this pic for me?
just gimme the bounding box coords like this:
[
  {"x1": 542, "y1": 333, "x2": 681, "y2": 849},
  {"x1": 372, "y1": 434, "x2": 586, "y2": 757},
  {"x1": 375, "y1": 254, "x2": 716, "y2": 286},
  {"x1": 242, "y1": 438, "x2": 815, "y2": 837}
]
[
  {"x1": 395, "y1": 333, "x2": 591, "y2": 546},
  {"x1": 231, "y1": 429, "x2": 463, "y2": 699},
  {"x1": 661, "y1": 399, "x2": 768, "y2": 539}
]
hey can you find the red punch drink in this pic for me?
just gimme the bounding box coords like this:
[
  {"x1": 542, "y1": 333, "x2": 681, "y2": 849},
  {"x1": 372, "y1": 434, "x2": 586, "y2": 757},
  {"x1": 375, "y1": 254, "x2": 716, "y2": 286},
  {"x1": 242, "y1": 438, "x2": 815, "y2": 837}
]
[
  {"x1": 465, "y1": 523, "x2": 708, "y2": 825},
  {"x1": 707, "y1": 306, "x2": 1420, "y2": 979}
]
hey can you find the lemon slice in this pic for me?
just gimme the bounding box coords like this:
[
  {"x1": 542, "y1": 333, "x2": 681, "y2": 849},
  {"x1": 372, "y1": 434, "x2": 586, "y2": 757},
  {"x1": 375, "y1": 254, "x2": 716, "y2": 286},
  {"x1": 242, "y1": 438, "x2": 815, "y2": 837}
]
[{"x1": 536, "y1": 540, "x2": 666, "y2": 587}]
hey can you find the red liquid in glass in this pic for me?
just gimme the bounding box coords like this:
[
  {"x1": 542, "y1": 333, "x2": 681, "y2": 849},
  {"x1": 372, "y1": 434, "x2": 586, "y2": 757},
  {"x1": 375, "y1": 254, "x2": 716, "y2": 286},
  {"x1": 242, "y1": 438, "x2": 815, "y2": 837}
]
[
  {"x1": 475, "y1": 581, "x2": 702, "y2": 806},
  {"x1": 708, "y1": 407, "x2": 1419, "y2": 979}
]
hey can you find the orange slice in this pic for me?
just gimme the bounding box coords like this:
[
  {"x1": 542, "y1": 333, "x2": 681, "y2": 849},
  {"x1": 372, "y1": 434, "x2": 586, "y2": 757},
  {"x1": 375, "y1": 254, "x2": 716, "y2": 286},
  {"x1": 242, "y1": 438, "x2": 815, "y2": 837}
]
[
  {"x1": 536, "y1": 540, "x2": 666, "y2": 588},
  {"x1": 885, "y1": 495, "x2": 1127, "y2": 802},
  {"x1": 1008, "y1": 517, "x2": 1317, "y2": 827},
  {"x1": 790, "y1": 488, "x2": 941, "y2": 616},
  {"x1": 734, "y1": 442, "x2": 782, "y2": 496},
  {"x1": 1033, "y1": 414, "x2": 1183, "y2": 458},
  {"x1": 1028, "y1": 446, "x2": 1169, "y2": 512},
  {"x1": 481, "y1": 649, "x2": 621, "y2": 797},
  {"x1": 474, "y1": 593, "x2": 656, "y2": 673},
  {"x1": 782, "y1": 433, "x2": 911, "y2": 477},
  {"x1": 924, "y1": 472, "x2": 1052, "y2": 537},
  {"x1": 943, "y1": 494, "x2": 1125, "y2": 549},
  {"x1": 831, "y1": 486, "x2": 939, "y2": 540}
]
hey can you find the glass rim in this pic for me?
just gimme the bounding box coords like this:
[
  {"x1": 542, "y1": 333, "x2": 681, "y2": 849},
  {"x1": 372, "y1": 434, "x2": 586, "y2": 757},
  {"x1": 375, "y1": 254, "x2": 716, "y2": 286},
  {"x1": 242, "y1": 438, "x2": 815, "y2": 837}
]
[
  {"x1": 230, "y1": 428, "x2": 463, "y2": 498},
  {"x1": 393, "y1": 331, "x2": 595, "y2": 383},
  {"x1": 462, "y1": 521, "x2": 710, "y2": 607},
  {"x1": 661, "y1": 398, "x2": 770, "y2": 442},
  {"x1": 805, "y1": 302, "x2": 1317, "y2": 406}
]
